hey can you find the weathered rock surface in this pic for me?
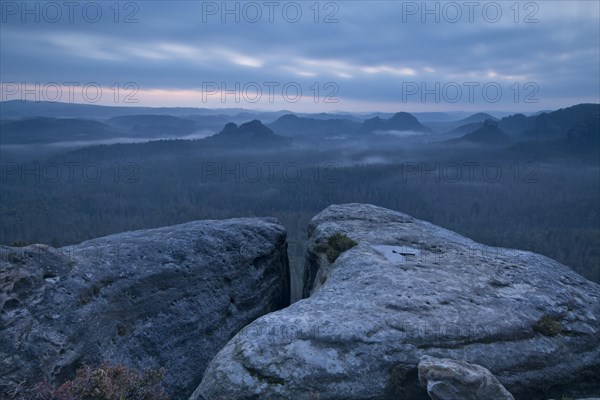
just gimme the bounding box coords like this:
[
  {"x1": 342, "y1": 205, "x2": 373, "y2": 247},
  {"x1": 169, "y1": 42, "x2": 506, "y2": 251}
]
[
  {"x1": 193, "y1": 203, "x2": 600, "y2": 400},
  {"x1": 418, "y1": 356, "x2": 514, "y2": 400},
  {"x1": 0, "y1": 218, "x2": 289, "y2": 399}
]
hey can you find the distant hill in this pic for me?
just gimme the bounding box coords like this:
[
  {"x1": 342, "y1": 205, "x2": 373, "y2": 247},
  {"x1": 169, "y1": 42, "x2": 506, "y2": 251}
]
[
  {"x1": 0, "y1": 117, "x2": 116, "y2": 144},
  {"x1": 0, "y1": 114, "x2": 216, "y2": 145},
  {"x1": 524, "y1": 103, "x2": 599, "y2": 144},
  {"x1": 531, "y1": 109, "x2": 554, "y2": 116},
  {"x1": 297, "y1": 112, "x2": 362, "y2": 122},
  {"x1": 206, "y1": 120, "x2": 290, "y2": 147},
  {"x1": 0, "y1": 100, "x2": 217, "y2": 118},
  {"x1": 106, "y1": 115, "x2": 197, "y2": 137},
  {"x1": 445, "y1": 122, "x2": 482, "y2": 137},
  {"x1": 439, "y1": 104, "x2": 600, "y2": 157},
  {"x1": 449, "y1": 119, "x2": 512, "y2": 145},
  {"x1": 497, "y1": 113, "x2": 534, "y2": 137},
  {"x1": 413, "y1": 111, "x2": 473, "y2": 123},
  {"x1": 445, "y1": 114, "x2": 525, "y2": 137},
  {"x1": 359, "y1": 112, "x2": 432, "y2": 134},
  {"x1": 426, "y1": 112, "x2": 498, "y2": 133},
  {"x1": 458, "y1": 112, "x2": 497, "y2": 124},
  {"x1": 184, "y1": 114, "x2": 242, "y2": 125},
  {"x1": 268, "y1": 114, "x2": 360, "y2": 138},
  {"x1": 0, "y1": 100, "x2": 276, "y2": 119},
  {"x1": 445, "y1": 104, "x2": 599, "y2": 146},
  {"x1": 505, "y1": 104, "x2": 600, "y2": 159},
  {"x1": 51, "y1": 120, "x2": 291, "y2": 159}
]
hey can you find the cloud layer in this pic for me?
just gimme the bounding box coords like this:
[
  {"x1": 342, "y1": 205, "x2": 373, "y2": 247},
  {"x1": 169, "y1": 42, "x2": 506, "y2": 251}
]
[{"x1": 1, "y1": 0, "x2": 598, "y2": 111}]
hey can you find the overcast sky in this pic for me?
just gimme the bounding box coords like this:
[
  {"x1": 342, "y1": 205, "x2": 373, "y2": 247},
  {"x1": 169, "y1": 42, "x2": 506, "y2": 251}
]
[{"x1": 1, "y1": 0, "x2": 599, "y2": 112}]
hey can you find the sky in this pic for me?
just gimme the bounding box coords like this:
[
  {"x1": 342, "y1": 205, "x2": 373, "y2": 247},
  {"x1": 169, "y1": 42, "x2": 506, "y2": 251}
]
[{"x1": 1, "y1": 0, "x2": 599, "y2": 112}]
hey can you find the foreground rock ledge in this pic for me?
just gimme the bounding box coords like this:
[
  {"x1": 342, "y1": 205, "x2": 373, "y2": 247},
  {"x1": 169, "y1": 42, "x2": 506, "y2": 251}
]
[
  {"x1": 0, "y1": 217, "x2": 290, "y2": 399},
  {"x1": 418, "y1": 356, "x2": 514, "y2": 400},
  {"x1": 194, "y1": 203, "x2": 600, "y2": 400}
]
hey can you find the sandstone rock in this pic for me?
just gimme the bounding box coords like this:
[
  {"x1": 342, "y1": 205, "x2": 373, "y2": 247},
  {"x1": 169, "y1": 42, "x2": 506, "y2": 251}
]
[
  {"x1": 0, "y1": 218, "x2": 289, "y2": 399},
  {"x1": 418, "y1": 355, "x2": 514, "y2": 400},
  {"x1": 193, "y1": 204, "x2": 600, "y2": 400}
]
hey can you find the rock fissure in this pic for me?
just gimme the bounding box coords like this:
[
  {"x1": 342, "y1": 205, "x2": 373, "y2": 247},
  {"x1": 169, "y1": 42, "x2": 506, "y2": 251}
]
[{"x1": 194, "y1": 204, "x2": 600, "y2": 400}]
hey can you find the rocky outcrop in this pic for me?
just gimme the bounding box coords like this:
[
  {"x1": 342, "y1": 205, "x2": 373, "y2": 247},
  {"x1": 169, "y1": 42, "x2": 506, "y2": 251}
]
[
  {"x1": 449, "y1": 118, "x2": 512, "y2": 145},
  {"x1": 206, "y1": 120, "x2": 290, "y2": 147},
  {"x1": 360, "y1": 112, "x2": 432, "y2": 134},
  {"x1": 193, "y1": 203, "x2": 600, "y2": 400},
  {"x1": 418, "y1": 356, "x2": 514, "y2": 400},
  {"x1": 0, "y1": 218, "x2": 289, "y2": 399}
]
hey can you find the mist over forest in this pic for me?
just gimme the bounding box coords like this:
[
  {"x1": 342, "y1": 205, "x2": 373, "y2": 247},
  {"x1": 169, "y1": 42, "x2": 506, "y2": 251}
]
[{"x1": 2, "y1": 102, "x2": 599, "y2": 299}]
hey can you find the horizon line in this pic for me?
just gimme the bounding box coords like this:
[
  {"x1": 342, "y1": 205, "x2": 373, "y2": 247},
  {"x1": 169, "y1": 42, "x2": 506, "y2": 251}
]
[{"x1": 3, "y1": 99, "x2": 598, "y2": 116}]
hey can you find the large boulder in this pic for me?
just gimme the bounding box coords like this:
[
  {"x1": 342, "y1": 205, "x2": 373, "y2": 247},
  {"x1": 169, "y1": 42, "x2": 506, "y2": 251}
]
[
  {"x1": 418, "y1": 356, "x2": 514, "y2": 400},
  {"x1": 0, "y1": 217, "x2": 289, "y2": 399},
  {"x1": 193, "y1": 203, "x2": 600, "y2": 400}
]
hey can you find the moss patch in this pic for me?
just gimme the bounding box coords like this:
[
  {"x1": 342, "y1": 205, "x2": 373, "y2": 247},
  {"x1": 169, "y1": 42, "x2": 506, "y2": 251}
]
[
  {"x1": 533, "y1": 314, "x2": 563, "y2": 336},
  {"x1": 314, "y1": 232, "x2": 358, "y2": 263}
]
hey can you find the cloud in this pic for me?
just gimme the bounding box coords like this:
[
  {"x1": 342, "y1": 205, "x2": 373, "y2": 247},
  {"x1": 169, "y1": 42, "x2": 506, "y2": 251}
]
[
  {"x1": 362, "y1": 66, "x2": 416, "y2": 76},
  {"x1": 214, "y1": 49, "x2": 263, "y2": 68},
  {"x1": 1, "y1": 0, "x2": 598, "y2": 111}
]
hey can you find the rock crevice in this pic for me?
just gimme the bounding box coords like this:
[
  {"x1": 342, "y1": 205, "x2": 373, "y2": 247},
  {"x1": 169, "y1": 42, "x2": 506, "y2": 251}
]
[{"x1": 194, "y1": 203, "x2": 600, "y2": 400}]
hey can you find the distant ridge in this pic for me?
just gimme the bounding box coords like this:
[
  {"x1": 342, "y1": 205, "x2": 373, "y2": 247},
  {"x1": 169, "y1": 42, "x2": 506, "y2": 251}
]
[
  {"x1": 206, "y1": 120, "x2": 290, "y2": 146},
  {"x1": 457, "y1": 112, "x2": 498, "y2": 124},
  {"x1": 444, "y1": 104, "x2": 599, "y2": 144},
  {"x1": 0, "y1": 116, "x2": 114, "y2": 144},
  {"x1": 106, "y1": 115, "x2": 196, "y2": 137},
  {"x1": 268, "y1": 114, "x2": 360, "y2": 138},
  {"x1": 448, "y1": 119, "x2": 511, "y2": 145},
  {"x1": 525, "y1": 103, "x2": 600, "y2": 144},
  {"x1": 359, "y1": 112, "x2": 432, "y2": 134},
  {"x1": 425, "y1": 112, "x2": 499, "y2": 133},
  {"x1": 0, "y1": 100, "x2": 282, "y2": 119}
]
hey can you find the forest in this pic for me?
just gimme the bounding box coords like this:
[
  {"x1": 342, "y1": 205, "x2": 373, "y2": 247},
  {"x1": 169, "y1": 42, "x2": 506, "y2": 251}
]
[{"x1": 2, "y1": 105, "x2": 599, "y2": 300}]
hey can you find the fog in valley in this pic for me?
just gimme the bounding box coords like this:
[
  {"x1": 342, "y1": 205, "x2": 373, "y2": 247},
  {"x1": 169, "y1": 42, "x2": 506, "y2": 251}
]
[{"x1": 2, "y1": 103, "x2": 599, "y2": 302}]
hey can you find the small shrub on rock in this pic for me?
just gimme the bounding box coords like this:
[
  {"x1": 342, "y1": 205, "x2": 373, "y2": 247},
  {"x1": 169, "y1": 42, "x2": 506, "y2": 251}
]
[
  {"x1": 315, "y1": 232, "x2": 358, "y2": 263},
  {"x1": 533, "y1": 315, "x2": 563, "y2": 336},
  {"x1": 33, "y1": 363, "x2": 170, "y2": 400}
]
